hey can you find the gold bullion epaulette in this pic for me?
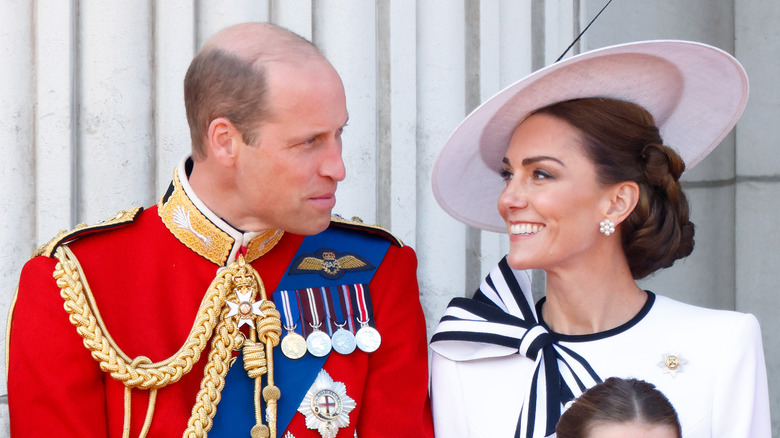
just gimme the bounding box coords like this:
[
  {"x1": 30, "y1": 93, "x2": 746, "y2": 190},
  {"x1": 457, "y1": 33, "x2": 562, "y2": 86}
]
[
  {"x1": 330, "y1": 215, "x2": 404, "y2": 247},
  {"x1": 32, "y1": 207, "x2": 144, "y2": 258}
]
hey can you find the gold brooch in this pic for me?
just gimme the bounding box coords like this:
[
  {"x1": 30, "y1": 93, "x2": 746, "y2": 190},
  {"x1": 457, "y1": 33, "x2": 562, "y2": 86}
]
[{"x1": 657, "y1": 353, "x2": 688, "y2": 377}]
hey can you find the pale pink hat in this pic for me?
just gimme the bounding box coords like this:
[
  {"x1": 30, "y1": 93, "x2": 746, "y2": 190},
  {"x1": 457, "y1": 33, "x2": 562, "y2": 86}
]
[{"x1": 432, "y1": 40, "x2": 749, "y2": 233}]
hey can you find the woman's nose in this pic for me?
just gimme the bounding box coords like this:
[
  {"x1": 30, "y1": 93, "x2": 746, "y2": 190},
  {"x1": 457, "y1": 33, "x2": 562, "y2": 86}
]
[{"x1": 498, "y1": 181, "x2": 529, "y2": 213}]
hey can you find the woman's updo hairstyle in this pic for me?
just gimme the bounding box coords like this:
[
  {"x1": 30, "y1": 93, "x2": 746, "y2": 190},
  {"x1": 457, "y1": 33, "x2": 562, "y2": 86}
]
[{"x1": 533, "y1": 97, "x2": 694, "y2": 279}]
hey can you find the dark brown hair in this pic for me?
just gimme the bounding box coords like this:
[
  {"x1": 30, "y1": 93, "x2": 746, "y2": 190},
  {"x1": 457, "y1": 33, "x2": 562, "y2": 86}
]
[
  {"x1": 534, "y1": 97, "x2": 694, "y2": 279},
  {"x1": 556, "y1": 377, "x2": 682, "y2": 438}
]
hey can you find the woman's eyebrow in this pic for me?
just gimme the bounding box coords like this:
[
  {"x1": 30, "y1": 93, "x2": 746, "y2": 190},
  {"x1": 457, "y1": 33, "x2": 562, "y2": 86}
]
[{"x1": 521, "y1": 155, "x2": 565, "y2": 167}]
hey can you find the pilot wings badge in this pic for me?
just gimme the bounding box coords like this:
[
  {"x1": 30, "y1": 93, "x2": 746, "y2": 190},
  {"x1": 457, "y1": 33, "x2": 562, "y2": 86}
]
[{"x1": 290, "y1": 248, "x2": 373, "y2": 280}]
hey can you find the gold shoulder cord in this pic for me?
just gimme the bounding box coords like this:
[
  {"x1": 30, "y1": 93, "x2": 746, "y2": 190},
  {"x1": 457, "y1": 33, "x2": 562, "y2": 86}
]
[{"x1": 53, "y1": 246, "x2": 282, "y2": 438}]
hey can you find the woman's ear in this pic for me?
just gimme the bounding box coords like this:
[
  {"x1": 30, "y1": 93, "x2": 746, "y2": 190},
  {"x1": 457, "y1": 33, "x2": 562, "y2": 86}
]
[
  {"x1": 606, "y1": 181, "x2": 640, "y2": 224},
  {"x1": 206, "y1": 117, "x2": 240, "y2": 166}
]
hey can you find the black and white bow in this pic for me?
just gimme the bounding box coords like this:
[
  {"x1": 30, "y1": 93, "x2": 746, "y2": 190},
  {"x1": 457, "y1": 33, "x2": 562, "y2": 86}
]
[{"x1": 430, "y1": 257, "x2": 601, "y2": 438}]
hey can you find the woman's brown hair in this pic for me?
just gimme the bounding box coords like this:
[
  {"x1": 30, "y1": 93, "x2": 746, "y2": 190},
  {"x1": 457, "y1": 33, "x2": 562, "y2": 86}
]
[
  {"x1": 556, "y1": 377, "x2": 682, "y2": 438},
  {"x1": 534, "y1": 97, "x2": 694, "y2": 279}
]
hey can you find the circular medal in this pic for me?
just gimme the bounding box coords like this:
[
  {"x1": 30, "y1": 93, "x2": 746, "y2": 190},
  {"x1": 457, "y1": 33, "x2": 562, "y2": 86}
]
[
  {"x1": 331, "y1": 327, "x2": 357, "y2": 355},
  {"x1": 307, "y1": 329, "x2": 332, "y2": 357},
  {"x1": 311, "y1": 388, "x2": 343, "y2": 421},
  {"x1": 355, "y1": 325, "x2": 381, "y2": 353},
  {"x1": 281, "y1": 331, "x2": 307, "y2": 359}
]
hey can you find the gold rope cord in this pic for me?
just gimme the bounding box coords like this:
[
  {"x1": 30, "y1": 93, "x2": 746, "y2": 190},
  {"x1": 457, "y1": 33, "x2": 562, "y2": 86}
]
[
  {"x1": 54, "y1": 246, "x2": 283, "y2": 437},
  {"x1": 53, "y1": 246, "x2": 229, "y2": 389},
  {"x1": 183, "y1": 295, "x2": 240, "y2": 437},
  {"x1": 122, "y1": 387, "x2": 158, "y2": 438},
  {"x1": 184, "y1": 257, "x2": 282, "y2": 438}
]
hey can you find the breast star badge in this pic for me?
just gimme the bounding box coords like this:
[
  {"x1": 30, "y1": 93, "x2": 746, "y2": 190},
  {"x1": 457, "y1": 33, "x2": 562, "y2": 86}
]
[
  {"x1": 298, "y1": 370, "x2": 356, "y2": 438},
  {"x1": 657, "y1": 353, "x2": 688, "y2": 377}
]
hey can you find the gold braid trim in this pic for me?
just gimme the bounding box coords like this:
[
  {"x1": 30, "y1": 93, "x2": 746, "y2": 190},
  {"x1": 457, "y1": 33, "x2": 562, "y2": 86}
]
[
  {"x1": 183, "y1": 257, "x2": 282, "y2": 438},
  {"x1": 54, "y1": 246, "x2": 282, "y2": 437},
  {"x1": 53, "y1": 245, "x2": 227, "y2": 390},
  {"x1": 183, "y1": 298, "x2": 239, "y2": 437}
]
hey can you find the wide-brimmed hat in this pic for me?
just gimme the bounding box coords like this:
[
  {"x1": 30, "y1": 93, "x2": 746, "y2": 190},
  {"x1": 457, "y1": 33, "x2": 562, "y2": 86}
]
[{"x1": 432, "y1": 40, "x2": 748, "y2": 233}]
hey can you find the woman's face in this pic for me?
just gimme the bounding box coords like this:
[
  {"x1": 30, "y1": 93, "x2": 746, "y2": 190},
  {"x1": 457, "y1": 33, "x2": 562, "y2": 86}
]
[
  {"x1": 587, "y1": 421, "x2": 678, "y2": 438},
  {"x1": 497, "y1": 113, "x2": 614, "y2": 272}
]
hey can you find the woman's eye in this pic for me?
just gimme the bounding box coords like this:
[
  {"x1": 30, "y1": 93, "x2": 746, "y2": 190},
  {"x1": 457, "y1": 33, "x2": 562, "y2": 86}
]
[
  {"x1": 533, "y1": 169, "x2": 553, "y2": 180},
  {"x1": 500, "y1": 169, "x2": 513, "y2": 182}
]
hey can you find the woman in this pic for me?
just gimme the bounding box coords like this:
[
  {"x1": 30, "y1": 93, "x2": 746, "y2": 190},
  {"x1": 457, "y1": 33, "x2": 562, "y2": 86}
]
[
  {"x1": 556, "y1": 377, "x2": 681, "y2": 438},
  {"x1": 429, "y1": 41, "x2": 770, "y2": 438}
]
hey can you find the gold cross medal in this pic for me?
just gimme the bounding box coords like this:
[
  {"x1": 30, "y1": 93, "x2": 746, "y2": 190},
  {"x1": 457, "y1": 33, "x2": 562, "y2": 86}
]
[{"x1": 298, "y1": 370, "x2": 356, "y2": 438}]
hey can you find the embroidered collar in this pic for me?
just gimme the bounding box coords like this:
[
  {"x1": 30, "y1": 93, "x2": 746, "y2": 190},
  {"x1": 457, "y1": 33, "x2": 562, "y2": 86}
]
[{"x1": 158, "y1": 157, "x2": 283, "y2": 266}]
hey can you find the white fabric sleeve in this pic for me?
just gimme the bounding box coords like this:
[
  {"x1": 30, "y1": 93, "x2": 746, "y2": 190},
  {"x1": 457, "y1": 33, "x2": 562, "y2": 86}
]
[
  {"x1": 431, "y1": 351, "x2": 470, "y2": 438},
  {"x1": 710, "y1": 312, "x2": 771, "y2": 438}
]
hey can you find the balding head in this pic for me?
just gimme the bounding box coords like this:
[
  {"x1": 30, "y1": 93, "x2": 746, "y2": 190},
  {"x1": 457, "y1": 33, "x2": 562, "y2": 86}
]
[
  {"x1": 202, "y1": 22, "x2": 321, "y2": 65},
  {"x1": 184, "y1": 22, "x2": 327, "y2": 159}
]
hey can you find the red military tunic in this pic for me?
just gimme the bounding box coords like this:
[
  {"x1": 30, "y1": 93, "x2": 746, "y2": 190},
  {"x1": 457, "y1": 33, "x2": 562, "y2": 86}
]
[{"x1": 7, "y1": 159, "x2": 433, "y2": 438}]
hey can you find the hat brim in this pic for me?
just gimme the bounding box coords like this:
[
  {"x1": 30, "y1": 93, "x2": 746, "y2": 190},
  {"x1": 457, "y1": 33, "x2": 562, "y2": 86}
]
[{"x1": 432, "y1": 40, "x2": 748, "y2": 233}]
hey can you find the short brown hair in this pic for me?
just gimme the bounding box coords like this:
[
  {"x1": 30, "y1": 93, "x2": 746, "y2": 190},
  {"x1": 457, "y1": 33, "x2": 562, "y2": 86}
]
[
  {"x1": 556, "y1": 377, "x2": 682, "y2": 438},
  {"x1": 534, "y1": 98, "x2": 694, "y2": 279},
  {"x1": 183, "y1": 23, "x2": 321, "y2": 159},
  {"x1": 184, "y1": 49, "x2": 269, "y2": 159}
]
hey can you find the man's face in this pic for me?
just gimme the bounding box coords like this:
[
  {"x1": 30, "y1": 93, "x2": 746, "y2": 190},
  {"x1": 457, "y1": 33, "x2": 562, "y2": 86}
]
[{"x1": 233, "y1": 59, "x2": 348, "y2": 235}]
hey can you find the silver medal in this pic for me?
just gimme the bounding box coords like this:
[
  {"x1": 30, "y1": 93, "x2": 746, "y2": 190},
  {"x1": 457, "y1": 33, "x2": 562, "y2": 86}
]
[
  {"x1": 355, "y1": 324, "x2": 381, "y2": 353},
  {"x1": 281, "y1": 329, "x2": 307, "y2": 360},
  {"x1": 307, "y1": 328, "x2": 332, "y2": 357},
  {"x1": 331, "y1": 326, "x2": 357, "y2": 355}
]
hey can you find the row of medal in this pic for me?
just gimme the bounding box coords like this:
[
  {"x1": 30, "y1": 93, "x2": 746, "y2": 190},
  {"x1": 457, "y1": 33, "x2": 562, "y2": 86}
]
[{"x1": 274, "y1": 284, "x2": 382, "y2": 360}]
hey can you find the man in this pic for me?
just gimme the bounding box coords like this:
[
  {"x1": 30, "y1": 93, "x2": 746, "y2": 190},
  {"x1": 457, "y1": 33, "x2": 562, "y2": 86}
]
[{"x1": 7, "y1": 22, "x2": 433, "y2": 437}]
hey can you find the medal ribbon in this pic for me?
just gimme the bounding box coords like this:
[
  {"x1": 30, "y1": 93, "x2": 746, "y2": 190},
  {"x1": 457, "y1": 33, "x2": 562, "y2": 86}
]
[
  {"x1": 303, "y1": 288, "x2": 324, "y2": 333},
  {"x1": 279, "y1": 290, "x2": 300, "y2": 333},
  {"x1": 429, "y1": 257, "x2": 602, "y2": 438},
  {"x1": 318, "y1": 287, "x2": 335, "y2": 335},
  {"x1": 337, "y1": 285, "x2": 355, "y2": 332},
  {"x1": 353, "y1": 284, "x2": 373, "y2": 326}
]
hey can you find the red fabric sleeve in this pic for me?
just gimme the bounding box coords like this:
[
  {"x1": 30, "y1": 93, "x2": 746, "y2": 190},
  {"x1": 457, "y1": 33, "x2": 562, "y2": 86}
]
[
  {"x1": 355, "y1": 244, "x2": 434, "y2": 437},
  {"x1": 8, "y1": 255, "x2": 109, "y2": 437}
]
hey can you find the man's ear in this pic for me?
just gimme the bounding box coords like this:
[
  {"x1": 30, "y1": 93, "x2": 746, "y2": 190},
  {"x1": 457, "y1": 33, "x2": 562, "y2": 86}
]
[
  {"x1": 606, "y1": 181, "x2": 640, "y2": 224},
  {"x1": 206, "y1": 117, "x2": 240, "y2": 166}
]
